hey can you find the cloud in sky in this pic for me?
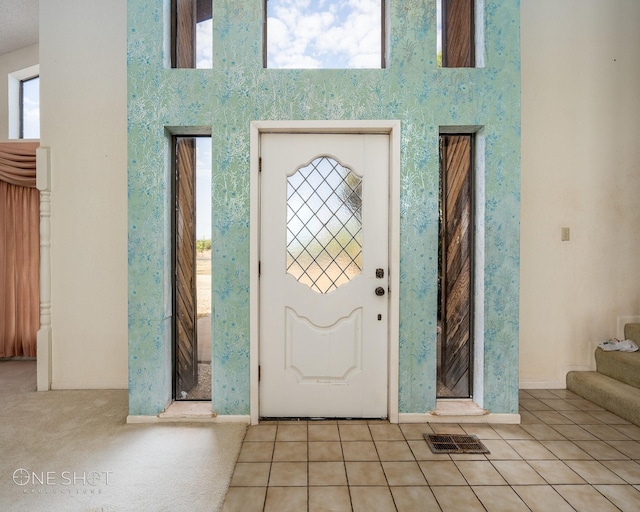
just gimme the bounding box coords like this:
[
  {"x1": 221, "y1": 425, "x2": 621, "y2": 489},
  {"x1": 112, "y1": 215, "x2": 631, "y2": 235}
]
[
  {"x1": 22, "y1": 77, "x2": 40, "y2": 139},
  {"x1": 196, "y1": 138, "x2": 212, "y2": 239},
  {"x1": 196, "y1": 19, "x2": 213, "y2": 69},
  {"x1": 436, "y1": 0, "x2": 442, "y2": 53},
  {"x1": 267, "y1": 0, "x2": 382, "y2": 69}
]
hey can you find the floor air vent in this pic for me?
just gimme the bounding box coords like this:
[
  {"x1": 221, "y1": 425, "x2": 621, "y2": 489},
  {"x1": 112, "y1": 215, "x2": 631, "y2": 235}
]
[{"x1": 424, "y1": 434, "x2": 490, "y2": 454}]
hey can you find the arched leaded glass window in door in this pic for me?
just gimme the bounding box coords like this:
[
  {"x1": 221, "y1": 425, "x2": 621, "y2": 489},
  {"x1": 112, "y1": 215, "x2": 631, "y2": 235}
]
[{"x1": 286, "y1": 156, "x2": 363, "y2": 294}]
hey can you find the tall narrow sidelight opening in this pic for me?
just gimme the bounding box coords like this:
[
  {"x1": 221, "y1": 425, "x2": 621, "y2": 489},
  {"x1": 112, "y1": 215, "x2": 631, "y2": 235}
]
[
  {"x1": 172, "y1": 135, "x2": 212, "y2": 400},
  {"x1": 438, "y1": 134, "x2": 474, "y2": 398}
]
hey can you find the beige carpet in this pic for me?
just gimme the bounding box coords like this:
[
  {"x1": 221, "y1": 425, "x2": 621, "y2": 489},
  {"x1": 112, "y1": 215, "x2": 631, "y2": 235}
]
[{"x1": 0, "y1": 360, "x2": 246, "y2": 512}]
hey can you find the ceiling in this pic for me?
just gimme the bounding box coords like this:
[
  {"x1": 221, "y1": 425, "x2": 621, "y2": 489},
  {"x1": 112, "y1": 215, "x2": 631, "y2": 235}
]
[{"x1": 0, "y1": 0, "x2": 39, "y2": 57}]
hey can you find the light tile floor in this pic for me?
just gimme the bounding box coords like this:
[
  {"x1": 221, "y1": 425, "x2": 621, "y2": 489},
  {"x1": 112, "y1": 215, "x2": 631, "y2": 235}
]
[{"x1": 222, "y1": 389, "x2": 640, "y2": 511}]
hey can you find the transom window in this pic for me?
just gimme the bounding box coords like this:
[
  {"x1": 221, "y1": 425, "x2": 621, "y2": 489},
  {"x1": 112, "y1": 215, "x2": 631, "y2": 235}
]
[
  {"x1": 265, "y1": 0, "x2": 385, "y2": 69},
  {"x1": 286, "y1": 156, "x2": 363, "y2": 294},
  {"x1": 438, "y1": 0, "x2": 478, "y2": 68},
  {"x1": 172, "y1": 0, "x2": 212, "y2": 69},
  {"x1": 8, "y1": 66, "x2": 40, "y2": 140},
  {"x1": 20, "y1": 76, "x2": 40, "y2": 139}
]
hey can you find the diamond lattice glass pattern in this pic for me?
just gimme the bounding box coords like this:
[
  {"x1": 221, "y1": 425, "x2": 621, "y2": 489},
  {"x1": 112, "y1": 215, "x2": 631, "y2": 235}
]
[{"x1": 287, "y1": 156, "x2": 363, "y2": 294}]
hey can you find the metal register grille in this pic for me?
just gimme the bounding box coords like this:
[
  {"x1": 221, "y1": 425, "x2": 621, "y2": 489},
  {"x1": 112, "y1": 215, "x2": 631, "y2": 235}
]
[{"x1": 424, "y1": 434, "x2": 490, "y2": 454}]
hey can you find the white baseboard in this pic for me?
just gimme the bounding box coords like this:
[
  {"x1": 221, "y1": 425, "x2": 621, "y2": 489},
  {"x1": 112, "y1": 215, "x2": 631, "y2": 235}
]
[
  {"x1": 519, "y1": 380, "x2": 568, "y2": 389},
  {"x1": 127, "y1": 413, "x2": 251, "y2": 424},
  {"x1": 399, "y1": 412, "x2": 520, "y2": 424},
  {"x1": 51, "y1": 382, "x2": 127, "y2": 390},
  {"x1": 211, "y1": 415, "x2": 251, "y2": 423}
]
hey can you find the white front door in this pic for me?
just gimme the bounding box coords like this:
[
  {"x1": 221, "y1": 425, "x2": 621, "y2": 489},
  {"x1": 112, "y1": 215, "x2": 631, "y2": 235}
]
[{"x1": 259, "y1": 133, "x2": 389, "y2": 418}]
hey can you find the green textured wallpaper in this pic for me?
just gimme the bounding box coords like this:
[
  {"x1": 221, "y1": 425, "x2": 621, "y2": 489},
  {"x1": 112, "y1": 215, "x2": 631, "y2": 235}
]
[{"x1": 128, "y1": 0, "x2": 520, "y2": 416}]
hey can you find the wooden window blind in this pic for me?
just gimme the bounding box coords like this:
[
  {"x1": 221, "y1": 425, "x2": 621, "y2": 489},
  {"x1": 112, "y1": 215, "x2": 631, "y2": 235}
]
[{"x1": 442, "y1": 0, "x2": 475, "y2": 68}]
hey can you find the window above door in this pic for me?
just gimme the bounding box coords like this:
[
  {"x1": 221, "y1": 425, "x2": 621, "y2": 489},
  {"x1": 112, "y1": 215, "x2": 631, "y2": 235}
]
[
  {"x1": 171, "y1": 0, "x2": 212, "y2": 69},
  {"x1": 264, "y1": 0, "x2": 386, "y2": 69},
  {"x1": 8, "y1": 65, "x2": 39, "y2": 140}
]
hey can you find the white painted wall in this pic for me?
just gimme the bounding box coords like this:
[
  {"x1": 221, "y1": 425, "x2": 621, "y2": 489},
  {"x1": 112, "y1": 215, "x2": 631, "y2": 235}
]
[
  {"x1": 0, "y1": 44, "x2": 38, "y2": 141},
  {"x1": 520, "y1": 0, "x2": 640, "y2": 387},
  {"x1": 39, "y1": 0, "x2": 127, "y2": 388}
]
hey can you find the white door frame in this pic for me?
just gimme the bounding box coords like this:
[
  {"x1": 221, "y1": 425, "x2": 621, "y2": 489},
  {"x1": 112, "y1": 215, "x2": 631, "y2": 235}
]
[{"x1": 250, "y1": 120, "x2": 401, "y2": 425}]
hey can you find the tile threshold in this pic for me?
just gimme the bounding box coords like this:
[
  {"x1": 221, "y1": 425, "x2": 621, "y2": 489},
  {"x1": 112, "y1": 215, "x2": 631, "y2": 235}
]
[
  {"x1": 160, "y1": 401, "x2": 214, "y2": 418},
  {"x1": 432, "y1": 399, "x2": 487, "y2": 416},
  {"x1": 127, "y1": 401, "x2": 249, "y2": 423}
]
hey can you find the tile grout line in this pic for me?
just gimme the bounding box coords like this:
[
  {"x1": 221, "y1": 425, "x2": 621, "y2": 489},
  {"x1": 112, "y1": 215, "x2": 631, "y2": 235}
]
[
  {"x1": 263, "y1": 423, "x2": 276, "y2": 512},
  {"x1": 337, "y1": 422, "x2": 355, "y2": 512},
  {"x1": 306, "y1": 421, "x2": 309, "y2": 512}
]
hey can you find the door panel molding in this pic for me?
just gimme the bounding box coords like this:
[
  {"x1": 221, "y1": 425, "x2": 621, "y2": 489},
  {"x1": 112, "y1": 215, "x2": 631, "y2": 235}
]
[
  {"x1": 285, "y1": 307, "x2": 363, "y2": 384},
  {"x1": 249, "y1": 120, "x2": 400, "y2": 424}
]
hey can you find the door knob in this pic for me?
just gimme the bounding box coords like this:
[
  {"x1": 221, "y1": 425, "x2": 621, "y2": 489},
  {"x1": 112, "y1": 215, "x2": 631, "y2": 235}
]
[{"x1": 375, "y1": 287, "x2": 385, "y2": 296}]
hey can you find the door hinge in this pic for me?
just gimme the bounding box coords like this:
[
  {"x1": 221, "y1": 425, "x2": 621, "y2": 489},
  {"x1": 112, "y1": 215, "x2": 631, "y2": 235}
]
[
  {"x1": 258, "y1": 157, "x2": 262, "y2": 173},
  {"x1": 258, "y1": 261, "x2": 261, "y2": 277},
  {"x1": 258, "y1": 365, "x2": 261, "y2": 381}
]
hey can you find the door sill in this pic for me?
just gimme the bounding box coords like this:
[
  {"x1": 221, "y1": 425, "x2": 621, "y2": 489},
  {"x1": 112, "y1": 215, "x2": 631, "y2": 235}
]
[
  {"x1": 126, "y1": 401, "x2": 215, "y2": 423},
  {"x1": 126, "y1": 402, "x2": 253, "y2": 423},
  {"x1": 159, "y1": 401, "x2": 214, "y2": 419},
  {"x1": 433, "y1": 399, "x2": 486, "y2": 416},
  {"x1": 399, "y1": 400, "x2": 521, "y2": 424}
]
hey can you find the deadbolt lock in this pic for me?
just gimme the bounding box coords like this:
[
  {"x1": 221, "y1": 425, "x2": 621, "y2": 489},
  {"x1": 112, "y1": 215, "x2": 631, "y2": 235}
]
[{"x1": 376, "y1": 268, "x2": 384, "y2": 279}]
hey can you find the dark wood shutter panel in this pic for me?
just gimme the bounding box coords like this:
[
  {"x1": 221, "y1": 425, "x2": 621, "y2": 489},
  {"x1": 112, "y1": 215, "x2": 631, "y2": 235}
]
[
  {"x1": 442, "y1": 0, "x2": 474, "y2": 67},
  {"x1": 440, "y1": 135, "x2": 473, "y2": 397},
  {"x1": 176, "y1": 0, "x2": 196, "y2": 68},
  {"x1": 175, "y1": 137, "x2": 198, "y2": 395}
]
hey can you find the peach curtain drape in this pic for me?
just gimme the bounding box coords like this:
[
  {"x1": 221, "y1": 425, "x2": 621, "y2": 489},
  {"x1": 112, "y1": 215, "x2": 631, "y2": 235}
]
[{"x1": 0, "y1": 142, "x2": 40, "y2": 358}]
